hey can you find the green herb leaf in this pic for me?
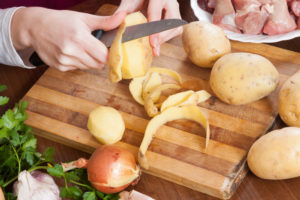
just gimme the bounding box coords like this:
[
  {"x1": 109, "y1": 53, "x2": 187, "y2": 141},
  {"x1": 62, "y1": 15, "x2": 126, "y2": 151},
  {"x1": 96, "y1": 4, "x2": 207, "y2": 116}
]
[
  {"x1": 0, "y1": 85, "x2": 7, "y2": 93},
  {"x1": 21, "y1": 148, "x2": 35, "y2": 166},
  {"x1": 10, "y1": 129, "x2": 21, "y2": 147},
  {"x1": 22, "y1": 137, "x2": 37, "y2": 150},
  {"x1": 0, "y1": 127, "x2": 9, "y2": 142},
  {"x1": 83, "y1": 191, "x2": 96, "y2": 200},
  {"x1": 103, "y1": 193, "x2": 120, "y2": 200},
  {"x1": 96, "y1": 191, "x2": 105, "y2": 198},
  {"x1": 0, "y1": 96, "x2": 9, "y2": 106},
  {"x1": 42, "y1": 147, "x2": 55, "y2": 163},
  {"x1": 4, "y1": 192, "x2": 17, "y2": 200},
  {"x1": 65, "y1": 170, "x2": 81, "y2": 182},
  {"x1": 47, "y1": 164, "x2": 64, "y2": 178},
  {"x1": 60, "y1": 187, "x2": 69, "y2": 198},
  {"x1": 3, "y1": 110, "x2": 15, "y2": 129},
  {"x1": 69, "y1": 186, "x2": 83, "y2": 199}
]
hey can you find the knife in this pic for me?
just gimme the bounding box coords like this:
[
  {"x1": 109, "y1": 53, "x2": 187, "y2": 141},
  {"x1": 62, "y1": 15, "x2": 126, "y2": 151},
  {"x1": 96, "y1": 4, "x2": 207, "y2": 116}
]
[{"x1": 29, "y1": 19, "x2": 187, "y2": 66}]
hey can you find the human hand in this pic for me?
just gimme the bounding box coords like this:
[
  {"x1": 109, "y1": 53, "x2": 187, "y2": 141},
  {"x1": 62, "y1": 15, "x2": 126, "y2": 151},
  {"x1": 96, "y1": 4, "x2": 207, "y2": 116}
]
[
  {"x1": 11, "y1": 7, "x2": 126, "y2": 71},
  {"x1": 117, "y1": 0, "x2": 182, "y2": 56}
]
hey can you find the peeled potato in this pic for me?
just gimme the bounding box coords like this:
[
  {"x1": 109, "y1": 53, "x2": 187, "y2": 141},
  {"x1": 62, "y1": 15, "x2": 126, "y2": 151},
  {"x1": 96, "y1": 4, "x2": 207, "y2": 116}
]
[
  {"x1": 109, "y1": 12, "x2": 152, "y2": 82},
  {"x1": 182, "y1": 21, "x2": 231, "y2": 68},
  {"x1": 87, "y1": 106, "x2": 125, "y2": 144}
]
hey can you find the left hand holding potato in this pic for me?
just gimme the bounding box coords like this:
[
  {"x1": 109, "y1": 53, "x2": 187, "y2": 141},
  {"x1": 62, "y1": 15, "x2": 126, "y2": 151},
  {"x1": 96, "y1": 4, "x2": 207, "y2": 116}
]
[{"x1": 117, "y1": 0, "x2": 183, "y2": 56}]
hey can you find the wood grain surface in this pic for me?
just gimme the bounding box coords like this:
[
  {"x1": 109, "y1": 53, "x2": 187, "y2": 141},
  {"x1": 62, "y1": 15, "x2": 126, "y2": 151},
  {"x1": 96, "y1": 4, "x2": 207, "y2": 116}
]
[
  {"x1": 1, "y1": 0, "x2": 300, "y2": 200},
  {"x1": 21, "y1": 4, "x2": 300, "y2": 199}
]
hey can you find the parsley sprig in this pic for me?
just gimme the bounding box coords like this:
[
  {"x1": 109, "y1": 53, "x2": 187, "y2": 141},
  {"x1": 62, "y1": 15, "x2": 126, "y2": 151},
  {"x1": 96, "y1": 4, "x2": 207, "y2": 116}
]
[
  {"x1": 0, "y1": 85, "x2": 55, "y2": 199},
  {"x1": 0, "y1": 85, "x2": 120, "y2": 200},
  {"x1": 47, "y1": 164, "x2": 119, "y2": 200}
]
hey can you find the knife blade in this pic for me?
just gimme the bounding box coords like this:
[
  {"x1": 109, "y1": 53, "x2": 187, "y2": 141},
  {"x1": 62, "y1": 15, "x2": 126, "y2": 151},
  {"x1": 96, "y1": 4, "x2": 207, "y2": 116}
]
[
  {"x1": 29, "y1": 19, "x2": 187, "y2": 66},
  {"x1": 97, "y1": 18, "x2": 187, "y2": 47}
]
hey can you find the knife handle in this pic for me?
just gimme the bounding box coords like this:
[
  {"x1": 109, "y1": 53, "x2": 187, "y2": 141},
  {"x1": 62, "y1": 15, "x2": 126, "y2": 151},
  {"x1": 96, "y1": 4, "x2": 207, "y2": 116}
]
[{"x1": 29, "y1": 29, "x2": 103, "y2": 66}]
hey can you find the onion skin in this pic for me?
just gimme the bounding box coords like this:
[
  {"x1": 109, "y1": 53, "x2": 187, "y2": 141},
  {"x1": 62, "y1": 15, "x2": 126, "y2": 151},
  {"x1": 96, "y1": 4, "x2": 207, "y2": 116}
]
[
  {"x1": 0, "y1": 187, "x2": 4, "y2": 200},
  {"x1": 87, "y1": 145, "x2": 140, "y2": 194}
]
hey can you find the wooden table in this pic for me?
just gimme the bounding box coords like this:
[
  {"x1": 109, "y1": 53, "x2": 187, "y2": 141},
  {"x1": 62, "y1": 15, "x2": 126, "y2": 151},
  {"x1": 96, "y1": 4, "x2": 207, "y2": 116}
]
[{"x1": 1, "y1": 0, "x2": 300, "y2": 199}]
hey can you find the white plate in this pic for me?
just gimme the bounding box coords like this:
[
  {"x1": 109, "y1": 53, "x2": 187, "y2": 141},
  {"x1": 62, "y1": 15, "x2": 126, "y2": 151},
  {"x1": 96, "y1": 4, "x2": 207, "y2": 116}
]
[{"x1": 190, "y1": 0, "x2": 300, "y2": 43}]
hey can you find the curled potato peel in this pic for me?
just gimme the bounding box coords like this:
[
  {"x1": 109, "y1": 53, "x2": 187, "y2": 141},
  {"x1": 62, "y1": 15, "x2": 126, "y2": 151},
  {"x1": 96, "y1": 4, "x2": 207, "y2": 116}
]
[
  {"x1": 129, "y1": 67, "x2": 183, "y2": 106},
  {"x1": 149, "y1": 67, "x2": 182, "y2": 84},
  {"x1": 144, "y1": 84, "x2": 181, "y2": 117},
  {"x1": 138, "y1": 105, "x2": 210, "y2": 169},
  {"x1": 142, "y1": 72, "x2": 162, "y2": 102},
  {"x1": 160, "y1": 90, "x2": 211, "y2": 112}
]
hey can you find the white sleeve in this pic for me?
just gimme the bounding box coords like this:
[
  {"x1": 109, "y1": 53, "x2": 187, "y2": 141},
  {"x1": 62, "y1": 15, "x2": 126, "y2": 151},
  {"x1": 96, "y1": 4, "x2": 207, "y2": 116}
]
[{"x1": 0, "y1": 7, "x2": 35, "y2": 69}]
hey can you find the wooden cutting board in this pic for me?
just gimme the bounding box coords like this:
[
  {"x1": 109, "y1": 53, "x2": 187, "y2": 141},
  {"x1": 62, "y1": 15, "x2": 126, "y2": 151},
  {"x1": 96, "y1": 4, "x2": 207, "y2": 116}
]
[{"x1": 23, "y1": 4, "x2": 300, "y2": 200}]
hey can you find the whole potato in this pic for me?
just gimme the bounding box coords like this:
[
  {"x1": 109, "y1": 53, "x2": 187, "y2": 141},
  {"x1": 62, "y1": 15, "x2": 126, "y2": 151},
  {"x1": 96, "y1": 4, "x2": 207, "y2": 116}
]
[
  {"x1": 247, "y1": 127, "x2": 300, "y2": 180},
  {"x1": 279, "y1": 71, "x2": 300, "y2": 127},
  {"x1": 210, "y1": 53, "x2": 279, "y2": 105},
  {"x1": 182, "y1": 21, "x2": 231, "y2": 68}
]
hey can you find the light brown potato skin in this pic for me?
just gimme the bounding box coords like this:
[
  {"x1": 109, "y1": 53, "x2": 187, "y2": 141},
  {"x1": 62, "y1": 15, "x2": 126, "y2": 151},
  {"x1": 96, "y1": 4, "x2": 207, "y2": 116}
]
[
  {"x1": 247, "y1": 127, "x2": 300, "y2": 180},
  {"x1": 210, "y1": 53, "x2": 279, "y2": 105},
  {"x1": 279, "y1": 71, "x2": 300, "y2": 127},
  {"x1": 182, "y1": 21, "x2": 231, "y2": 68}
]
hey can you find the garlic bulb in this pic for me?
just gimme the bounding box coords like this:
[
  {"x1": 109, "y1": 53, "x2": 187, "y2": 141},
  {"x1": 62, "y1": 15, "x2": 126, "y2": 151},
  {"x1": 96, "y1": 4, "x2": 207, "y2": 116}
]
[
  {"x1": 119, "y1": 190, "x2": 155, "y2": 200},
  {"x1": 13, "y1": 170, "x2": 61, "y2": 200}
]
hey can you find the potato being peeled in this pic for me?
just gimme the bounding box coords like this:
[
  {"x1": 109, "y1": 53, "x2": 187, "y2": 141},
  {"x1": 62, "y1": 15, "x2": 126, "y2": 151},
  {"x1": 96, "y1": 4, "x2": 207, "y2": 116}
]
[
  {"x1": 109, "y1": 12, "x2": 152, "y2": 82},
  {"x1": 87, "y1": 106, "x2": 125, "y2": 144},
  {"x1": 182, "y1": 21, "x2": 231, "y2": 68},
  {"x1": 210, "y1": 53, "x2": 279, "y2": 105},
  {"x1": 279, "y1": 70, "x2": 300, "y2": 127},
  {"x1": 247, "y1": 127, "x2": 300, "y2": 180}
]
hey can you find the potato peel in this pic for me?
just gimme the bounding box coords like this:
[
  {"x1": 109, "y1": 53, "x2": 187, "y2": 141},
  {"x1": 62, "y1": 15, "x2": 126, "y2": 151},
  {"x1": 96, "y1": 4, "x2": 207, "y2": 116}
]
[
  {"x1": 129, "y1": 68, "x2": 183, "y2": 106},
  {"x1": 149, "y1": 67, "x2": 182, "y2": 84},
  {"x1": 160, "y1": 90, "x2": 211, "y2": 112},
  {"x1": 138, "y1": 105, "x2": 210, "y2": 169},
  {"x1": 142, "y1": 72, "x2": 162, "y2": 101},
  {"x1": 144, "y1": 84, "x2": 181, "y2": 117},
  {"x1": 129, "y1": 76, "x2": 146, "y2": 105},
  {"x1": 109, "y1": 23, "x2": 125, "y2": 83}
]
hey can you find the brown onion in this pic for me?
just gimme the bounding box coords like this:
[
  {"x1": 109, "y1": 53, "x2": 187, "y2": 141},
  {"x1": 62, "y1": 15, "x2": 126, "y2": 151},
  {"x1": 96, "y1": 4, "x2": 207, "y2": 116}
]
[
  {"x1": 87, "y1": 145, "x2": 140, "y2": 194},
  {"x1": 0, "y1": 187, "x2": 5, "y2": 200}
]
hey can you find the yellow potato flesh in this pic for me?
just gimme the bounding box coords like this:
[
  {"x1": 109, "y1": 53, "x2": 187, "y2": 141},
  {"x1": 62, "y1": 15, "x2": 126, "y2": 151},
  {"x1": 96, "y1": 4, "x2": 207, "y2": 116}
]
[
  {"x1": 161, "y1": 90, "x2": 211, "y2": 112},
  {"x1": 144, "y1": 84, "x2": 181, "y2": 117},
  {"x1": 109, "y1": 23, "x2": 125, "y2": 83},
  {"x1": 87, "y1": 106, "x2": 125, "y2": 144},
  {"x1": 129, "y1": 67, "x2": 183, "y2": 106},
  {"x1": 129, "y1": 76, "x2": 145, "y2": 105},
  {"x1": 109, "y1": 12, "x2": 152, "y2": 82},
  {"x1": 142, "y1": 72, "x2": 162, "y2": 101},
  {"x1": 138, "y1": 105, "x2": 210, "y2": 169},
  {"x1": 121, "y1": 12, "x2": 152, "y2": 79},
  {"x1": 149, "y1": 67, "x2": 182, "y2": 84}
]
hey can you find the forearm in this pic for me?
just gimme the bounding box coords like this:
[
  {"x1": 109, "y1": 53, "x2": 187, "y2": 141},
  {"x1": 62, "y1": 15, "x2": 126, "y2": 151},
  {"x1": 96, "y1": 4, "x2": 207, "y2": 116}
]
[{"x1": 0, "y1": 7, "x2": 34, "y2": 68}]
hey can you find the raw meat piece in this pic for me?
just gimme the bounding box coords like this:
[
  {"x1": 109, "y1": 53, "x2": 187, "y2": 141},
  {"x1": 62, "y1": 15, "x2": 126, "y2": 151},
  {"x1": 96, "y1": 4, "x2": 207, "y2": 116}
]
[
  {"x1": 234, "y1": 0, "x2": 270, "y2": 34},
  {"x1": 212, "y1": 0, "x2": 241, "y2": 32},
  {"x1": 291, "y1": 0, "x2": 300, "y2": 16},
  {"x1": 208, "y1": 0, "x2": 217, "y2": 8},
  {"x1": 263, "y1": 0, "x2": 297, "y2": 35},
  {"x1": 198, "y1": 0, "x2": 214, "y2": 13}
]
